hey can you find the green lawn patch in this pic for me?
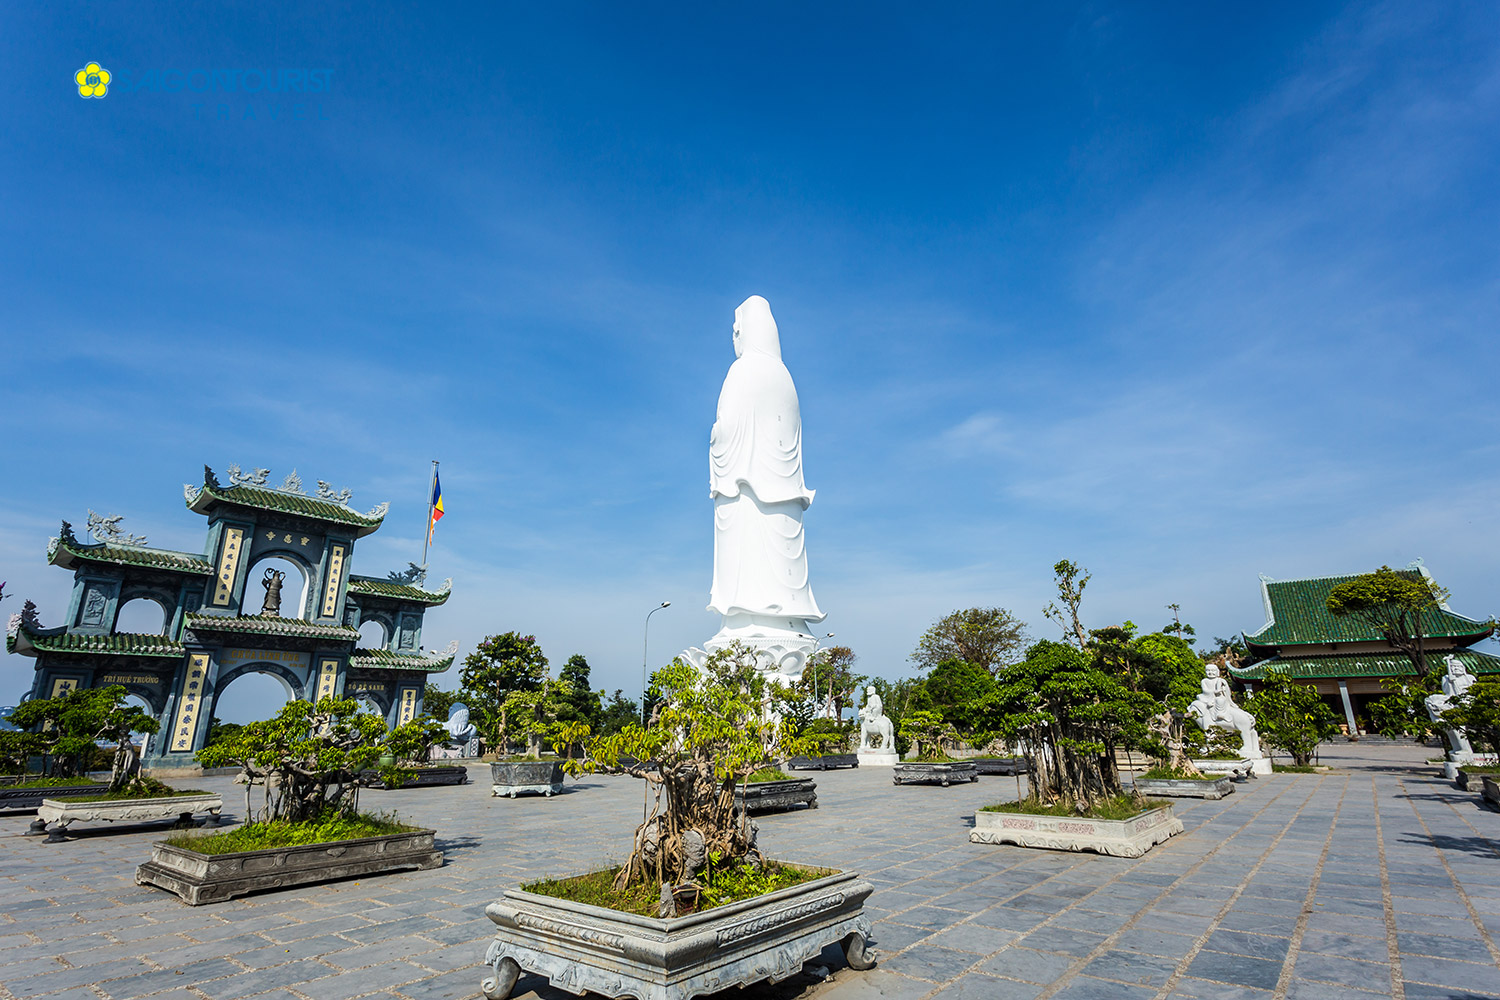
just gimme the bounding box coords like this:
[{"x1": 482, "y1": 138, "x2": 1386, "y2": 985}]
[
  {"x1": 524, "y1": 861, "x2": 832, "y2": 918},
  {"x1": 1458, "y1": 764, "x2": 1500, "y2": 774},
  {"x1": 74, "y1": 776, "x2": 203, "y2": 802},
  {"x1": 746, "y1": 767, "x2": 793, "y2": 782},
  {"x1": 982, "y1": 795, "x2": 1166, "y2": 821},
  {"x1": 1140, "y1": 766, "x2": 1216, "y2": 781},
  {"x1": 1272, "y1": 764, "x2": 1324, "y2": 773},
  {"x1": 164, "y1": 812, "x2": 416, "y2": 854}
]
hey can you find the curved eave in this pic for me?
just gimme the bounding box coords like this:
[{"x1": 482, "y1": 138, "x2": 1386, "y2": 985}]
[
  {"x1": 188, "y1": 482, "x2": 385, "y2": 538},
  {"x1": 182, "y1": 613, "x2": 361, "y2": 643},
  {"x1": 48, "y1": 536, "x2": 213, "y2": 576},
  {"x1": 345, "y1": 577, "x2": 452, "y2": 606},
  {"x1": 6, "y1": 625, "x2": 184, "y2": 659},
  {"x1": 346, "y1": 651, "x2": 455, "y2": 673}
]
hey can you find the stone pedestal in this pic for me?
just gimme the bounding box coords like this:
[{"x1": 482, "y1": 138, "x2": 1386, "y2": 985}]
[{"x1": 857, "y1": 748, "x2": 899, "y2": 767}]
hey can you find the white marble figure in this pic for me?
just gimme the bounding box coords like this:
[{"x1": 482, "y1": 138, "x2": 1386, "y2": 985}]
[
  {"x1": 690, "y1": 295, "x2": 826, "y2": 684},
  {"x1": 1425, "y1": 655, "x2": 1475, "y2": 758},
  {"x1": 1187, "y1": 663, "x2": 1263, "y2": 760},
  {"x1": 858, "y1": 686, "x2": 894, "y2": 753},
  {"x1": 432, "y1": 703, "x2": 480, "y2": 759}
]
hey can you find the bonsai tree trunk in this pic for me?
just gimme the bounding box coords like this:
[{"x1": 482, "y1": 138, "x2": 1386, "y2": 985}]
[{"x1": 108, "y1": 740, "x2": 141, "y2": 793}]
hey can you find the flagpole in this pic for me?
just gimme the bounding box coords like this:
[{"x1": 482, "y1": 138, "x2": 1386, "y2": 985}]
[{"x1": 421, "y1": 460, "x2": 438, "y2": 568}]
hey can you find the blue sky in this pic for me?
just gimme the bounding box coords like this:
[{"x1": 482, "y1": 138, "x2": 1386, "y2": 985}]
[{"x1": 3, "y1": 2, "x2": 1498, "y2": 717}]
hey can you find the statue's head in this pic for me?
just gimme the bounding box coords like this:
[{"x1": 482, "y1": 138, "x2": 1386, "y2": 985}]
[
  {"x1": 1447, "y1": 655, "x2": 1469, "y2": 677},
  {"x1": 733, "y1": 295, "x2": 781, "y2": 361},
  {"x1": 866, "y1": 685, "x2": 876, "y2": 696},
  {"x1": 1204, "y1": 664, "x2": 1220, "y2": 679},
  {"x1": 449, "y1": 703, "x2": 469, "y2": 724}
]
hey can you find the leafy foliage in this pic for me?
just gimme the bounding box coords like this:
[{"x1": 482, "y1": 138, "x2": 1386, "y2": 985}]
[
  {"x1": 1130, "y1": 633, "x2": 1205, "y2": 709},
  {"x1": 6, "y1": 685, "x2": 159, "y2": 790},
  {"x1": 1042, "y1": 559, "x2": 1091, "y2": 648},
  {"x1": 1326, "y1": 567, "x2": 1452, "y2": 676},
  {"x1": 558, "y1": 654, "x2": 603, "y2": 730},
  {"x1": 420, "y1": 684, "x2": 459, "y2": 722},
  {"x1": 195, "y1": 698, "x2": 388, "y2": 823},
  {"x1": 899, "y1": 709, "x2": 957, "y2": 760},
  {"x1": 597, "y1": 689, "x2": 640, "y2": 736},
  {"x1": 868, "y1": 676, "x2": 931, "y2": 756},
  {"x1": 165, "y1": 810, "x2": 413, "y2": 854},
  {"x1": 970, "y1": 639, "x2": 1161, "y2": 811},
  {"x1": 924, "y1": 659, "x2": 995, "y2": 732},
  {"x1": 806, "y1": 645, "x2": 862, "y2": 720},
  {"x1": 911, "y1": 608, "x2": 1029, "y2": 677},
  {"x1": 1368, "y1": 675, "x2": 1440, "y2": 740},
  {"x1": 459, "y1": 632, "x2": 548, "y2": 748},
  {"x1": 1244, "y1": 671, "x2": 1341, "y2": 765},
  {"x1": 564, "y1": 646, "x2": 818, "y2": 897},
  {"x1": 1443, "y1": 677, "x2": 1500, "y2": 755}
]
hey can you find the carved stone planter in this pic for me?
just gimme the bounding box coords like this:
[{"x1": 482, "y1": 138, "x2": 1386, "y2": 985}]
[
  {"x1": 970, "y1": 803, "x2": 1183, "y2": 858},
  {"x1": 892, "y1": 762, "x2": 978, "y2": 786},
  {"x1": 734, "y1": 778, "x2": 817, "y2": 813},
  {"x1": 491, "y1": 760, "x2": 565, "y2": 798},
  {"x1": 361, "y1": 765, "x2": 469, "y2": 789},
  {"x1": 971, "y1": 757, "x2": 1028, "y2": 776},
  {"x1": 0, "y1": 782, "x2": 108, "y2": 812},
  {"x1": 786, "y1": 754, "x2": 858, "y2": 771},
  {"x1": 1192, "y1": 757, "x2": 1271, "y2": 777},
  {"x1": 1454, "y1": 769, "x2": 1498, "y2": 793},
  {"x1": 136, "y1": 828, "x2": 442, "y2": 905},
  {"x1": 1483, "y1": 776, "x2": 1500, "y2": 810},
  {"x1": 1133, "y1": 776, "x2": 1235, "y2": 800},
  {"x1": 33, "y1": 793, "x2": 224, "y2": 843},
  {"x1": 481, "y1": 866, "x2": 875, "y2": 1000}
]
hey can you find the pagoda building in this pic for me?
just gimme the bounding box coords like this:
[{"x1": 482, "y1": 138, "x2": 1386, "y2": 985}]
[
  {"x1": 1231, "y1": 562, "x2": 1498, "y2": 734},
  {"x1": 5, "y1": 465, "x2": 456, "y2": 767}
]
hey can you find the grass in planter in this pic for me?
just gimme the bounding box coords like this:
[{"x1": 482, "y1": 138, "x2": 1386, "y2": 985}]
[
  {"x1": 525, "y1": 860, "x2": 833, "y2": 917},
  {"x1": 745, "y1": 767, "x2": 793, "y2": 782},
  {"x1": 164, "y1": 811, "x2": 416, "y2": 854},
  {"x1": 4, "y1": 776, "x2": 105, "y2": 789},
  {"x1": 1457, "y1": 764, "x2": 1500, "y2": 774},
  {"x1": 75, "y1": 777, "x2": 205, "y2": 801},
  {"x1": 982, "y1": 795, "x2": 1166, "y2": 821},
  {"x1": 1272, "y1": 764, "x2": 1325, "y2": 773},
  {"x1": 1140, "y1": 766, "x2": 1217, "y2": 781}
]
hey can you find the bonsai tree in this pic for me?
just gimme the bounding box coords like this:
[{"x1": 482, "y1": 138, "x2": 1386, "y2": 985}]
[
  {"x1": 971, "y1": 638, "x2": 1162, "y2": 812},
  {"x1": 1244, "y1": 670, "x2": 1341, "y2": 766},
  {"x1": 497, "y1": 681, "x2": 570, "y2": 758},
  {"x1": 196, "y1": 697, "x2": 388, "y2": 822},
  {"x1": 459, "y1": 632, "x2": 548, "y2": 751},
  {"x1": 1326, "y1": 567, "x2": 1450, "y2": 677},
  {"x1": 899, "y1": 710, "x2": 957, "y2": 760},
  {"x1": 0, "y1": 730, "x2": 45, "y2": 776},
  {"x1": 1442, "y1": 677, "x2": 1500, "y2": 756},
  {"x1": 562, "y1": 645, "x2": 816, "y2": 897},
  {"x1": 6, "y1": 685, "x2": 160, "y2": 791},
  {"x1": 381, "y1": 715, "x2": 449, "y2": 786}
]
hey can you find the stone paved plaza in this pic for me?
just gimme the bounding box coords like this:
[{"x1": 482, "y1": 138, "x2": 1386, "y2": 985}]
[{"x1": 2, "y1": 743, "x2": 1498, "y2": 1000}]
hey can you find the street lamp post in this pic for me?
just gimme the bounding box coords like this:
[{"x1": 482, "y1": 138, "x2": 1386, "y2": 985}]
[{"x1": 641, "y1": 601, "x2": 671, "y2": 725}]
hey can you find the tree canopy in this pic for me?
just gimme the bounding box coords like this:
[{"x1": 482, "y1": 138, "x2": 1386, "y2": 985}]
[
  {"x1": 910, "y1": 607, "x2": 1028, "y2": 676},
  {"x1": 1326, "y1": 567, "x2": 1450, "y2": 676},
  {"x1": 459, "y1": 631, "x2": 549, "y2": 747}
]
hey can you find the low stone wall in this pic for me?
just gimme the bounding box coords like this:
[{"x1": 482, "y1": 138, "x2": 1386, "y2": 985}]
[
  {"x1": 971, "y1": 803, "x2": 1183, "y2": 858},
  {"x1": 734, "y1": 778, "x2": 817, "y2": 813},
  {"x1": 1133, "y1": 776, "x2": 1235, "y2": 800},
  {"x1": 892, "y1": 762, "x2": 979, "y2": 786}
]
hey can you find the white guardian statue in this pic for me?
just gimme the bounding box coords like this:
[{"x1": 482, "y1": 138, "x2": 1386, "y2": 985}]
[{"x1": 685, "y1": 295, "x2": 826, "y2": 684}]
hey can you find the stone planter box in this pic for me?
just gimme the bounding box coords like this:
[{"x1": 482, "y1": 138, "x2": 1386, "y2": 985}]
[
  {"x1": 33, "y1": 793, "x2": 224, "y2": 843},
  {"x1": 491, "y1": 760, "x2": 565, "y2": 798},
  {"x1": 970, "y1": 803, "x2": 1183, "y2": 858},
  {"x1": 733, "y1": 778, "x2": 817, "y2": 813},
  {"x1": 892, "y1": 762, "x2": 978, "y2": 786},
  {"x1": 0, "y1": 782, "x2": 108, "y2": 812},
  {"x1": 786, "y1": 754, "x2": 858, "y2": 771},
  {"x1": 136, "y1": 828, "x2": 442, "y2": 905},
  {"x1": 971, "y1": 757, "x2": 1028, "y2": 776},
  {"x1": 480, "y1": 865, "x2": 875, "y2": 1000},
  {"x1": 361, "y1": 765, "x2": 469, "y2": 789},
  {"x1": 1133, "y1": 776, "x2": 1235, "y2": 800},
  {"x1": 1484, "y1": 776, "x2": 1500, "y2": 810},
  {"x1": 1192, "y1": 757, "x2": 1271, "y2": 777}
]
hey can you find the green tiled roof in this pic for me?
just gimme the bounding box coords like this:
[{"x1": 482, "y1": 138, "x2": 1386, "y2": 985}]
[
  {"x1": 49, "y1": 529, "x2": 212, "y2": 576},
  {"x1": 188, "y1": 470, "x2": 386, "y2": 537},
  {"x1": 183, "y1": 613, "x2": 360, "y2": 642},
  {"x1": 1246, "y1": 571, "x2": 1491, "y2": 647},
  {"x1": 346, "y1": 576, "x2": 451, "y2": 606},
  {"x1": 7, "y1": 625, "x2": 185, "y2": 659},
  {"x1": 1231, "y1": 648, "x2": 1500, "y2": 681},
  {"x1": 347, "y1": 647, "x2": 455, "y2": 673}
]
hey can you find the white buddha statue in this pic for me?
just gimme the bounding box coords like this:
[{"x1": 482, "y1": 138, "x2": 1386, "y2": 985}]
[{"x1": 695, "y1": 295, "x2": 826, "y2": 682}]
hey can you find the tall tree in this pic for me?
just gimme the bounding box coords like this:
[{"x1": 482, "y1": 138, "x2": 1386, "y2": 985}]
[
  {"x1": 557, "y1": 653, "x2": 604, "y2": 729},
  {"x1": 910, "y1": 608, "x2": 1028, "y2": 676},
  {"x1": 924, "y1": 658, "x2": 996, "y2": 733},
  {"x1": 1326, "y1": 567, "x2": 1451, "y2": 677},
  {"x1": 1043, "y1": 559, "x2": 1090, "y2": 649},
  {"x1": 459, "y1": 632, "x2": 548, "y2": 748},
  {"x1": 808, "y1": 645, "x2": 862, "y2": 718}
]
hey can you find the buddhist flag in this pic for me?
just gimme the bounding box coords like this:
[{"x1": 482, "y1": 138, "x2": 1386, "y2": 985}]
[{"x1": 426, "y1": 471, "x2": 444, "y2": 544}]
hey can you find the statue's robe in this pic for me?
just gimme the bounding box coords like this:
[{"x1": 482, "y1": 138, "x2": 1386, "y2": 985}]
[{"x1": 708, "y1": 296, "x2": 825, "y2": 625}]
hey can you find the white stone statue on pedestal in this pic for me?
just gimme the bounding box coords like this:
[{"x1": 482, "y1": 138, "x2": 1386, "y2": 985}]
[
  {"x1": 1188, "y1": 663, "x2": 1269, "y2": 774},
  {"x1": 857, "y1": 686, "x2": 898, "y2": 766},
  {"x1": 683, "y1": 296, "x2": 826, "y2": 685},
  {"x1": 430, "y1": 703, "x2": 480, "y2": 760},
  {"x1": 1425, "y1": 655, "x2": 1475, "y2": 769}
]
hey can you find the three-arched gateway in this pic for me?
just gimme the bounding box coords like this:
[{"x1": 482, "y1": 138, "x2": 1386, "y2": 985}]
[{"x1": 5, "y1": 465, "x2": 456, "y2": 768}]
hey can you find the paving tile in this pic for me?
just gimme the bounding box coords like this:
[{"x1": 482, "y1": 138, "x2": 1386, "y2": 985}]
[
  {"x1": 969, "y1": 907, "x2": 1049, "y2": 933},
  {"x1": 879, "y1": 944, "x2": 979, "y2": 983},
  {"x1": 1204, "y1": 928, "x2": 1292, "y2": 961},
  {"x1": 1187, "y1": 949, "x2": 1284, "y2": 992},
  {"x1": 1294, "y1": 951, "x2": 1389, "y2": 986},
  {"x1": 1016, "y1": 924, "x2": 1105, "y2": 957},
  {"x1": 1052, "y1": 975, "x2": 1157, "y2": 1000},
  {"x1": 1301, "y1": 929, "x2": 1390, "y2": 963},
  {"x1": 1283, "y1": 980, "x2": 1388, "y2": 1000},
  {"x1": 937, "y1": 973, "x2": 1045, "y2": 1000},
  {"x1": 977, "y1": 947, "x2": 1077, "y2": 985},
  {"x1": 1080, "y1": 949, "x2": 1178, "y2": 988},
  {"x1": 1399, "y1": 954, "x2": 1500, "y2": 995},
  {"x1": 922, "y1": 921, "x2": 1018, "y2": 955},
  {"x1": 867, "y1": 921, "x2": 932, "y2": 953},
  {"x1": 1114, "y1": 926, "x2": 1199, "y2": 958}
]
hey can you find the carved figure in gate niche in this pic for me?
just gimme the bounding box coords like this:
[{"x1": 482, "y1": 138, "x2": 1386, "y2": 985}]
[{"x1": 260, "y1": 568, "x2": 285, "y2": 617}]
